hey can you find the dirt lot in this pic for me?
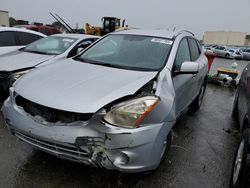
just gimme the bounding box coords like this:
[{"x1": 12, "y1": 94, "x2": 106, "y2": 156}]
[{"x1": 0, "y1": 58, "x2": 249, "y2": 188}]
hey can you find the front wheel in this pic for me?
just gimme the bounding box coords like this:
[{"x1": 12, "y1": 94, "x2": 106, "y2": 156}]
[
  {"x1": 189, "y1": 79, "x2": 207, "y2": 113},
  {"x1": 159, "y1": 131, "x2": 172, "y2": 164},
  {"x1": 230, "y1": 129, "x2": 250, "y2": 188}
]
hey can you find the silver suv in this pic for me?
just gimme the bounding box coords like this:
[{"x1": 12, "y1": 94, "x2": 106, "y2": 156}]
[{"x1": 2, "y1": 29, "x2": 208, "y2": 173}]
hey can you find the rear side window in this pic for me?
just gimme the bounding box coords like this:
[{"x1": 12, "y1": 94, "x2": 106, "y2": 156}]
[
  {"x1": 188, "y1": 38, "x2": 200, "y2": 61},
  {"x1": 0, "y1": 31, "x2": 16, "y2": 46},
  {"x1": 16, "y1": 32, "x2": 43, "y2": 45},
  {"x1": 174, "y1": 38, "x2": 191, "y2": 71},
  {"x1": 196, "y1": 40, "x2": 202, "y2": 53}
]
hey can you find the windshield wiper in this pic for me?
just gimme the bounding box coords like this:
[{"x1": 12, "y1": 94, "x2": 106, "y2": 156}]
[
  {"x1": 74, "y1": 57, "x2": 155, "y2": 71},
  {"x1": 89, "y1": 62, "x2": 126, "y2": 69},
  {"x1": 75, "y1": 57, "x2": 125, "y2": 69},
  {"x1": 22, "y1": 49, "x2": 51, "y2": 55}
]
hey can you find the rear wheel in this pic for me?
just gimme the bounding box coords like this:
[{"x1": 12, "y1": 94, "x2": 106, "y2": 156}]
[
  {"x1": 230, "y1": 129, "x2": 250, "y2": 187},
  {"x1": 226, "y1": 53, "x2": 230, "y2": 58}
]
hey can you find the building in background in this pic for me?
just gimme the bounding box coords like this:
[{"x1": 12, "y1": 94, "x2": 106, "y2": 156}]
[
  {"x1": 245, "y1": 35, "x2": 250, "y2": 46},
  {"x1": 203, "y1": 31, "x2": 249, "y2": 46},
  {"x1": 0, "y1": 10, "x2": 9, "y2": 27}
]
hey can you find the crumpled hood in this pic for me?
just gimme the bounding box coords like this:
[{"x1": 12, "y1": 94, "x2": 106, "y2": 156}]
[
  {"x1": 15, "y1": 59, "x2": 158, "y2": 113},
  {"x1": 0, "y1": 50, "x2": 55, "y2": 71}
]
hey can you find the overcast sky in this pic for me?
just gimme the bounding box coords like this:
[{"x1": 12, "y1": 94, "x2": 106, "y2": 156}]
[{"x1": 1, "y1": 0, "x2": 250, "y2": 39}]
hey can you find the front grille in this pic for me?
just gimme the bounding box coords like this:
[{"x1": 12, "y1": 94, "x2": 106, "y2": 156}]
[
  {"x1": 16, "y1": 95, "x2": 93, "y2": 123},
  {"x1": 15, "y1": 130, "x2": 93, "y2": 163}
]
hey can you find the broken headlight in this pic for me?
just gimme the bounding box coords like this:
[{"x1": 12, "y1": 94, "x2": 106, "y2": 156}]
[{"x1": 103, "y1": 96, "x2": 160, "y2": 129}]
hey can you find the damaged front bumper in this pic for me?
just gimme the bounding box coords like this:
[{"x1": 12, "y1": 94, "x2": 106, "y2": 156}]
[{"x1": 2, "y1": 97, "x2": 173, "y2": 173}]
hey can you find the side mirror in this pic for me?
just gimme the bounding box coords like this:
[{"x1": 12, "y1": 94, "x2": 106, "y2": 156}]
[{"x1": 175, "y1": 61, "x2": 199, "y2": 75}]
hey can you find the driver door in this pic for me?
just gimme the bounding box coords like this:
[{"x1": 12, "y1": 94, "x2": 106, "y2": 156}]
[{"x1": 172, "y1": 38, "x2": 196, "y2": 117}]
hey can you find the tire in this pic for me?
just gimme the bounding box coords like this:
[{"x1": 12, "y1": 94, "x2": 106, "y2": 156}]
[
  {"x1": 230, "y1": 129, "x2": 250, "y2": 188},
  {"x1": 226, "y1": 53, "x2": 230, "y2": 59},
  {"x1": 189, "y1": 79, "x2": 207, "y2": 113}
]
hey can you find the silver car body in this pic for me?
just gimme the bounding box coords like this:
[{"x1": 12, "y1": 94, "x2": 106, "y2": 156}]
[
  {"x1": 2, "y1": 29, "x2": 208, "y2": 173},
  {"x1": 241, "y1": 48, "x2": 250, "y2": 60},
  {"x1": 228, "y1": 48, "x2": 243, "y2": 59}
]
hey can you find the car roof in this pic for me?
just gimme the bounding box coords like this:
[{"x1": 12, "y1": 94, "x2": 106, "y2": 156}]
[
  {"x1": 52, "y1": 33, "x2": 100, "y2": 40},
  {"x1": 0, "y1": 26, "x2": 46, "y2": 37},
  {"x1": 111, "y1": 29, "x2": 193, "y2": 39}
]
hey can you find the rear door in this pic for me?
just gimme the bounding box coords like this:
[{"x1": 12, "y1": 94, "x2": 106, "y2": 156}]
[
  {"x1": 0, "y1": 31, "x2": 17, "y2": 47},
  {"x1": 187, "y1": 37, "x2": 206, "y2": 98}
]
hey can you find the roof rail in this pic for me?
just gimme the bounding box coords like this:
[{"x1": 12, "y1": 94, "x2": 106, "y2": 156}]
[{"x1": 177, "y1": 30, "x2": 195, "y2": 36}]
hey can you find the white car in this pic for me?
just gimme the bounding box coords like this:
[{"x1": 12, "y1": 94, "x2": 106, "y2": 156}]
[
  {"x1": 228, "y1": 48, "x2": 243, "y2": 59},
  {"x1": 0, "y1": 33, "x2": 100, "y2": 95},
  {"x1": 213, "y1": 46, "x2": 242, "y2": 59},
  {"x1": 0, "y1": 27, "x2": 46, "y2": 56}
]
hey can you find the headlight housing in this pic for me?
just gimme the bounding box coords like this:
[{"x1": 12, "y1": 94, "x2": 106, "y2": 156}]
[
  {"x1": 103, "y1": 96, "x2": 160, "y2": 129},
  {"x1": 9, "y1": 69, "x2": 31, "y2": 83}
]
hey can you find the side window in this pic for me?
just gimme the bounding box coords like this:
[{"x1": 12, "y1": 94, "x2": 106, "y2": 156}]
[
  {"x1": 68, "y1": 39, "x2": 94, "y2": 57},
  {"x1": 195, "y1": 40, "x2": 202, "y2": 54},
  {"x1": 188, "y1": 38, "x2": 200, "y2": 61},
  {"x1": 174, "y1": 38, "x2": 191, "y2": 71},
  {"x1": 77, "y1": 39, "x2": 94, "y2": 49},
  {"x1": 16, "y1": 32, "x2": 43, "y2": 45},
  {"x1": 0, "y1": 31, "x2": 16, "y2": 46}
]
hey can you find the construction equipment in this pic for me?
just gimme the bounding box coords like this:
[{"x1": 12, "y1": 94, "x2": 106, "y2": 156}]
[{"x1": 85, "y1": 17, "x2": 127, "y2": 36}]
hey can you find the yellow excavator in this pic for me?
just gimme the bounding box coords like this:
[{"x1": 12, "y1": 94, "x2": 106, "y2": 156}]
[{"x1": 85, "y1": 17, "x2": 127, "y2": 36}]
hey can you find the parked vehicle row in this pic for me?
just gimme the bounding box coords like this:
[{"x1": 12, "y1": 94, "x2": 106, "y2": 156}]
[
  {"x1": 203, "y1": 44, "x2": 250, "y2": 61},
  {"x1": 1, "y1": 29, "x2": 208, "y2": 173}
]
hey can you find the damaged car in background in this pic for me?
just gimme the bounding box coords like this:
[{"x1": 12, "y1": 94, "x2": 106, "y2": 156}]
[
  {"x1": 0, "y1": 33, "x2": 100, "y2": 97},
  {"x1": 0, "y1": 26, "x2": 46, "y2": 56},
  {"x1": 2, "y1": 29, "x2": 208, "y2": 173}
]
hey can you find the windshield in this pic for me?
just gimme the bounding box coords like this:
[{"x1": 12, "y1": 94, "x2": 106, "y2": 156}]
[
  {"x1": 22, "y1": 36, "x2": 77, "y2": 55},
  {"x1": 77, "y1": 34, "x2": 173, "y2": 71}
]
